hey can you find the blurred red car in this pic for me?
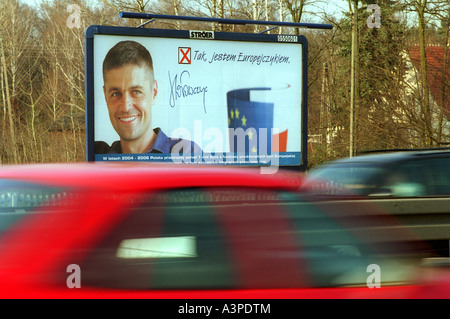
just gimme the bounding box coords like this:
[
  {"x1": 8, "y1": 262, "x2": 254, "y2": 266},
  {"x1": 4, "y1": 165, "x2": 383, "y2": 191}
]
[{"x1": 0, "y1": 162, "x2": 448, "y2": 299}]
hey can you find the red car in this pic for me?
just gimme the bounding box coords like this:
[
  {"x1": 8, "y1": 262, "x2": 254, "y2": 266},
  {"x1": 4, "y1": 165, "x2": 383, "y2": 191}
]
[{"x1": 0, "y1": 162, "x2": 448, "y2": 299}]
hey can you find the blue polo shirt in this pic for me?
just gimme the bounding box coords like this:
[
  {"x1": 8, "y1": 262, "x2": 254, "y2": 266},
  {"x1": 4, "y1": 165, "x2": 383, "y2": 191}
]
[{"x1": 94, "y1": 127, "x2": 202, "y2": 154}]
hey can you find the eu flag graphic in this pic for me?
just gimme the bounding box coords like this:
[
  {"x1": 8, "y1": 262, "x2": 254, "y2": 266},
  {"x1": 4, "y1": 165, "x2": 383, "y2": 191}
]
[{"x1": 227, "y1": 88, "x2": 274, "y2": 155}]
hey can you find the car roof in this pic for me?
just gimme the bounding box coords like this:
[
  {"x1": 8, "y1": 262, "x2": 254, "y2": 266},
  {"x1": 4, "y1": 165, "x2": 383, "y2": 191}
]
[
  {"x1": 321, "y1": 149, "x2": 450, "y2": 165},
  {"x1": 0, "y1": 162, "x2": 301, "y2": 191}
]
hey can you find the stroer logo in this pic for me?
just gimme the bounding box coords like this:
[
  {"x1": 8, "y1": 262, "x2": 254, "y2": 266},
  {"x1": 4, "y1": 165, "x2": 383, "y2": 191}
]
[
  {"x1": 189, "y1": 30, "x2": 214, "y2": 39},
  {"x1": 178, "y1": 47, "x2": 191, "y2": 64}
]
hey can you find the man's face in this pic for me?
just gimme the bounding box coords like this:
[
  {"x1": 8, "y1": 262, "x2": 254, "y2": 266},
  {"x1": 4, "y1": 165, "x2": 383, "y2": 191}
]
[{"x1": 103, "y1": 63, "x2": 157, "y2": 143}]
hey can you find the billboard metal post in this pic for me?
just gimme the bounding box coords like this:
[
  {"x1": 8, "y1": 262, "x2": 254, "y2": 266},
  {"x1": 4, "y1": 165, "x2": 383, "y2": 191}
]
[{"x1": 119, "y1": 12, "x2": 333, "y2": 31}]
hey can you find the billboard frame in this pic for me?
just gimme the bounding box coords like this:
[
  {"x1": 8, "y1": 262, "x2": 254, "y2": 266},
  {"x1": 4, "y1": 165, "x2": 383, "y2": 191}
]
[{"x1": 85, "y1": 18, "x2": 312, "y2": 172}]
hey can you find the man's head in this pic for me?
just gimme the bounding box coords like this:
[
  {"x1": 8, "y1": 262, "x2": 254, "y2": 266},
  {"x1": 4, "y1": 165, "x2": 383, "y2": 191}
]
[
  {"x1": 103, "y1": 41, "x2": 158, "y2": 151},
  {"x1": 102, "y1": 40, "x2": 155, "y2": 81}
]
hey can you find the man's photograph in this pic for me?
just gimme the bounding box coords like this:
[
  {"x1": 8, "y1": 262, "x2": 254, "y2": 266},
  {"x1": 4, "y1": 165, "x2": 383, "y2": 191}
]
[{"x1": 95, "y1": 40, "x2": 202, "y2": 155}]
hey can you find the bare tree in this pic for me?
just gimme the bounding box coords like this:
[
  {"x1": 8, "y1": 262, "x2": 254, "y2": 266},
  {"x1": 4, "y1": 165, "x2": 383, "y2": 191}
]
[
  {"x1": 0, "y1": 37, "x2": 18, "y2": 164},
  {"x1": 401, "y1": 0, "x2": 449, "y2": 146},
  {"x1": 0, "y1": 0, "x2": 42, "y2": 163}
]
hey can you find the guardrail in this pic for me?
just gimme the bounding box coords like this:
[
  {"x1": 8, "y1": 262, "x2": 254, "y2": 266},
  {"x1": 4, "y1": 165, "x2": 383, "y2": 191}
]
[
  {"x1": 311, "y1": 197, "x2": 450, "y2": 242},
  {"x1": 369, "y1": 198, "x2": 450, "y2": 242}
]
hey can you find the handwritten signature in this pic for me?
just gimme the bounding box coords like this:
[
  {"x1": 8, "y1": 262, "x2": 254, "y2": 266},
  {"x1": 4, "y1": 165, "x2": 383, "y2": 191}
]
[{"x1": 168, "y1": 70, "x2": 208, "y2": 113}]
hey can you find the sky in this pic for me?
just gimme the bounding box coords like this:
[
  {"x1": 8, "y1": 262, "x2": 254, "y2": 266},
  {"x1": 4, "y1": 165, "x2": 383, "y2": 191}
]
[
  {"x1": 20, "y1": 0, "x2": 39, "y2": 6},
  {"x1": 18, "y1": 0, "x2": 348, "y2": 22},
  {"x1": 18, "y1": 0, "x2": 427, "y2": 29}
]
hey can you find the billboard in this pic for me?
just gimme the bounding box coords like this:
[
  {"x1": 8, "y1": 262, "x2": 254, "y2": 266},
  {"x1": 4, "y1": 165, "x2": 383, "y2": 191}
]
[{"x1": 85, "y1": 25, "x2": 308, "y2": 170}]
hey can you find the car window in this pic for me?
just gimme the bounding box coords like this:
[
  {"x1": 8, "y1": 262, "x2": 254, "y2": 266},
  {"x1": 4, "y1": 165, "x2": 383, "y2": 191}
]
[
  {"x1": 0, "y1": 179, "x2": 69, "y2": 235},
  {"x1": 305, "y1": 163, "x2": 385, "y2": 195},
  {"x1": 379, "y1": 156, "x2": 450, "y2": 197},
  {"x1": 0, "y1": 179, "x2": 68, "y2": 211},
  {"x1": 307, "y1": 154, "x2": 450, "y2": 198},
  {"x1": 77, "y1": 187, "x2": 419, "y2": 289},
  {"x1": 379, "y1": 161, "x2": 428, "y2": 197},
  {"x1": 426, "y1": 157, "x2": 450, "y2": 196}
]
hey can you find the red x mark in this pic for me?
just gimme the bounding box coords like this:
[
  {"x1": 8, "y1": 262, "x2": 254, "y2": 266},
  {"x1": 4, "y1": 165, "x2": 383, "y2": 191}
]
[{"x1": 179, "y1": 47, "x2": 191, "y2": 64}]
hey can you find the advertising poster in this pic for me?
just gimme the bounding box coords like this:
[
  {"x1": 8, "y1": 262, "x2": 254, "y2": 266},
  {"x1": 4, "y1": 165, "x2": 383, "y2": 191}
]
[{"x1": 85, "y1": 26, "x2": 307, "y2": 169}]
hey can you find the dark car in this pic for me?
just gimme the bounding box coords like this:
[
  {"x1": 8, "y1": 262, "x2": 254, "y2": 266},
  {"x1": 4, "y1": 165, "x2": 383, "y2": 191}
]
[{"x1": 302, "y1": 149, "x2": 450, "y2": 198}]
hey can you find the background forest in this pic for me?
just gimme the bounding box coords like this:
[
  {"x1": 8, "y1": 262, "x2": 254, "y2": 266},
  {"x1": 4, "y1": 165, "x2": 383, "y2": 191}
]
[{"x1": 0, "y1": 0, "x2": 449, "y2": 168}]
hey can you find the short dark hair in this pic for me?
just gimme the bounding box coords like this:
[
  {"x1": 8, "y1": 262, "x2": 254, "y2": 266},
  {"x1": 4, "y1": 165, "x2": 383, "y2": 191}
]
[{"x1": 103, "y1": 40, "x2": 154, "y2": 81}]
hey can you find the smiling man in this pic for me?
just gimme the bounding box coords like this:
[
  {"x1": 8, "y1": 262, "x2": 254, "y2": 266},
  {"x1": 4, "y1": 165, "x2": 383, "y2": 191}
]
[{"x1": 95, "y1": 40, "x2": 201, "y2": 155}]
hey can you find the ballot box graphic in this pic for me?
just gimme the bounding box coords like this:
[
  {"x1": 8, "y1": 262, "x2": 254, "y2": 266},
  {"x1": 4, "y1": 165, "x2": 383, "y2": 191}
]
[{"x1": 227, "y1": 87, "x2": 288, "y2": 155}]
